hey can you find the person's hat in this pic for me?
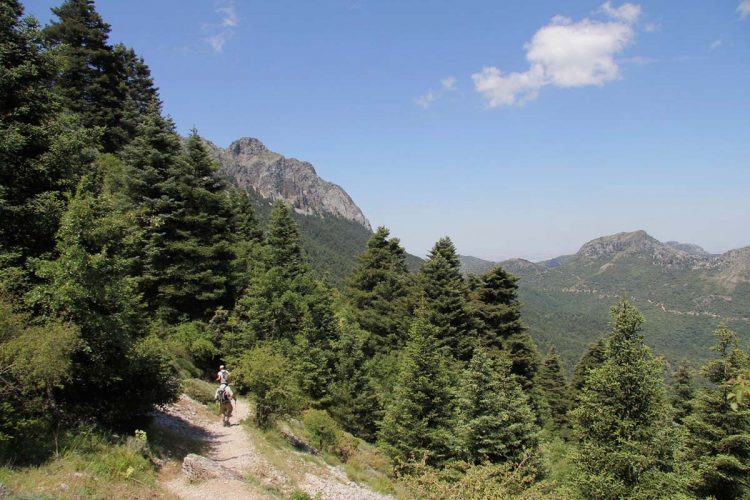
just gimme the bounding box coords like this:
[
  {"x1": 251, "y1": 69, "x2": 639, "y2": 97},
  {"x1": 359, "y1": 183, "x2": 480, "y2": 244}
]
[{"x1": 220, "y1": 365, "x2": 225, "y2": 369}]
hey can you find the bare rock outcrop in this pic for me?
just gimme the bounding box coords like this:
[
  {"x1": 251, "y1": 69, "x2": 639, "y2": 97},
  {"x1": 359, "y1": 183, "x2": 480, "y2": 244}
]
[{"x1": 205, "y1": 137, "x2": 372, "y2": 230}]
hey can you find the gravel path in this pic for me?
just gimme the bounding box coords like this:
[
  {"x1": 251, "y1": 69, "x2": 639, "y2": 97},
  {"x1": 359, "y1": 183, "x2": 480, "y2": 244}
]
[{"x1": 153, "y1": 394, "x2": 390, "y2": 500}]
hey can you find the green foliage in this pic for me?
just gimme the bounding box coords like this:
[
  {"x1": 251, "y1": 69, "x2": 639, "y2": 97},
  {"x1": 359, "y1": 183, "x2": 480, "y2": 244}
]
[
  {"x1": 43, "y1": 0, "x2": 131, "y2": 153},
  {"x1": 182, "y1": 378, "x2": 219, "y2": 406},
  {"x1": 345, "y1": 226, "x2": 412, "y2": 355},
  {"x1": 569, "y1": 337, "x2": 606, "y2": 401},
  {"x1": 419, "y1": 237, "x2": 475, "y2": 361},
  {"x1": 378, "y1": 311, "x2": 458, "y2": 465},
  {"x1": 457, "y1": 348, "x2": 539, "y2": 465},
  {"x1": 569, "y1": 300, "x2": 688, "y2": 499},
  {"x1": 539, "y1": 347, "x2": 571, "y2": 433},
  {"x1": 0, "y1": 1, "x2": 97, "y2": 280},
  {"x1": 328, "y1": 310, "x2": 381, "y2": 441},
  {"x1": 302, "y1": 409, "x2": 340, "y2": 451},
  {"x1": 683, "y1": 325, "x2": 750, "y2": 499},
  {"x1": 123, "y1": 126, "x2": 234, "y2": 322},
  {"x1": 234, "y1": 344, "x2": 303, "y2": 428},
  {"x1": 398, "y1": 458, "x2": 551, "y2": 500},
  {"x1": 671, "y1": 360, "x2": 694, "y2": 424}
]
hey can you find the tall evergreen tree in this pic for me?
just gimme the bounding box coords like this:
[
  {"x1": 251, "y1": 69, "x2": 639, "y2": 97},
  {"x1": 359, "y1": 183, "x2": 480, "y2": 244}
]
[
  {"x1": 43, "y1": 0, "x2": 129, "y2": 153},
  {"x1": 226, "y1": 187, "x2": 263, "y2": 301},
  {"x1": 329, "y1": 310, "x2": 381, "y2": 441},
  {"x1": 458, "y1": 347, "x2": 539, "y2": 464},
  {"x1": 683, "y1": 325, "x2": 750, "y2": 499},
  {"x1": 570, "y1": 337, "x2": 607, "y2": 401},
  {"x1": 378, "y1": 309, "x2": 458, "y2": 465},
  {"x1": 539, "y1": 347, "x2": 571, "y2": 432},
  {"x1": 419, "y1": 237, "x2": 475, "y2": 361},
  {"x1": 266, "y1": 200, "x2": 306, "y2": 279},
  {"x1": 570, "y1": 300, "x2": 687, "y2": 499},
  {"x1": 345, "y1": 226, "x2": 412, "y2": 355},
  {"x1": 31, "y1": 168, "x2": 178, "y2": 424},
  {"x1": 0, "y1": 1, "x2": 96, "y2": 285},
  {"x1": 113, "y1": 43, "x2": 159, "y2": 144},
  {"x1": 470, "y1": 266, "x2": 540, "y2": 390},
  {"x1": 671, "y1": 360, "x2": 695, "y2": 425},
  {"x1": 123, "y1": 119, "x2": 233, "y2": 321}
]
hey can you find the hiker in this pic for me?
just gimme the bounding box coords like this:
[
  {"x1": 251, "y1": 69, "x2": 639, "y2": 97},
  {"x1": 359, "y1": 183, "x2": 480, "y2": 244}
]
[{"x1": 216, "y1": 365, "x2": 230, "y2": 385}]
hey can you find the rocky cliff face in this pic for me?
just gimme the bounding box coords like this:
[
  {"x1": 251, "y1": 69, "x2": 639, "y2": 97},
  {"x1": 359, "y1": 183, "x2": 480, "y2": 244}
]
[{"x1": 205, "y1": 137, "x2": 371, "y2": 230}]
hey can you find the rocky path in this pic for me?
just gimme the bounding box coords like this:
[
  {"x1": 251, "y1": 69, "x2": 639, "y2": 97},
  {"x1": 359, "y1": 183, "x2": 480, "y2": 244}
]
[{"x1": 152, "y1": 395, "x2": 389, "y2": 500}]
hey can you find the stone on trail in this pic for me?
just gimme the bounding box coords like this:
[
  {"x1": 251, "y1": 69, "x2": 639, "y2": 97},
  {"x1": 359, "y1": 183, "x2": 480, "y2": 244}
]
[{"x1": 182, "y1": 453, "x2": 243, "y2": 482}]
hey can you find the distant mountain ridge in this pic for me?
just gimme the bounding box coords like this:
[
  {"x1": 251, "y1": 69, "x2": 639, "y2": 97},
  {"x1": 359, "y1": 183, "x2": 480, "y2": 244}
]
[
  {"x1": 460, "y1": 231, "x2": 750, "y2": 370},
  {"x1": 205, "y1": 137, "x2": 371, "y2": 230}
]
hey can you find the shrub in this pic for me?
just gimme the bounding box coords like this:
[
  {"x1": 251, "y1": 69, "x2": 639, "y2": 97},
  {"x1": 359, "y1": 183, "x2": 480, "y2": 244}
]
[
  {"x1": 234, "y1": 344, "x2": 302, "y2": 427},
  {"x1": 182, "y1": 378, "x2": 217, "y2": 405},
  {"x1": 302, "y1": 409, "x2": 339, "y2": 452}
]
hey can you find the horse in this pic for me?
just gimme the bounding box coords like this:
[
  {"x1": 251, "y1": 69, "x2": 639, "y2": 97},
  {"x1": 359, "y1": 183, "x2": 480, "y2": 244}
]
[{"x1": 218, "y1": 384, "x2": 236, "y2": 427}]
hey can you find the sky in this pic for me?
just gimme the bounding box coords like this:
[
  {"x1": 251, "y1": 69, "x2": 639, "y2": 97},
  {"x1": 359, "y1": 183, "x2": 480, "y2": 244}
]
[{"x1": 25, "y1": 0, "x2": 750, "y2": 261}]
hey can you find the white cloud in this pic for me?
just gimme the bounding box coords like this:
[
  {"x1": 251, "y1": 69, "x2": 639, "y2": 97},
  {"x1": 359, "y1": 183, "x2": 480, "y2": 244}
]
[
  {"x1": 416, "y1": 76, "x2": 458, "y2": 108},
  {"x1": 216, "y1": 1, "x2": 238, "y2": 27},
  {"x1": 416, "y1": 90, "x2": 436, "y2": 108},
  {"x1": 205, "y1": 1, "x2": 238, "y2": 53},
  {"x1": 739, "y1": 0, "x2": 750, "y2": 19},
  {"x1": 710, "y1": 39, "x2": 722, "y2": 50},
  {"x1": 441, "y1": 76, "x2": 457, "y2": 90},
  {"x1": 473, "y1": 2, "x2": 641, "y2": 107},
  {"x1": 600, "y1": 1, "x2": 642, "y2": 23}
]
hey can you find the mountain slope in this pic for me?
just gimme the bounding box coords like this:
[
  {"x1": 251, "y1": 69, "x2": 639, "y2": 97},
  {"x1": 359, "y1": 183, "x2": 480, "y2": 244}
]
[{"x1": 461, "y1": 231, "x2": 750, "y2": 370}]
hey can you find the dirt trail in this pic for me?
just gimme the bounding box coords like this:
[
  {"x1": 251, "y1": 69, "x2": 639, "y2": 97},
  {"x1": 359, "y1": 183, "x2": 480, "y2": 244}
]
[{"x1": 152, "y1": 395, "x2": 389, "y2": 500}]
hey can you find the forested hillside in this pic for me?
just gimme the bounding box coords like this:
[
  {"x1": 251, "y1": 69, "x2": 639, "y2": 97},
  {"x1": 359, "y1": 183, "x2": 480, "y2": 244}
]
[
  {"x1": 1, "y1": 1, "x2": 748, "y2": 499},
  {"x1": 462, "y1": 231, "x2": 750, "y2": 371}
]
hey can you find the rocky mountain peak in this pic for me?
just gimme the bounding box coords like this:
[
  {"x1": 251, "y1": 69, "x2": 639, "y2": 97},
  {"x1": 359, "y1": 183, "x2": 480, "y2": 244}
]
[
  {"x1": 576, "y1": 230, "x2": 703, "y2": 269},
  {"x1": 205, "y1": 136, "x2": 371, "y2": 230}
]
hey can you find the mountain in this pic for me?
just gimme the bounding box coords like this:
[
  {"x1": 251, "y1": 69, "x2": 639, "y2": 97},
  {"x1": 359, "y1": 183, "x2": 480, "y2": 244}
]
[
  {"x1": 202, "y1": 136, "x2": 422, "y2": 281},
  {"x1": 206, "y1": 137, "x2": 371, "y2": 229},
  {"x1": 461, "y1": 231, "x2": 750, "y2": 371}
]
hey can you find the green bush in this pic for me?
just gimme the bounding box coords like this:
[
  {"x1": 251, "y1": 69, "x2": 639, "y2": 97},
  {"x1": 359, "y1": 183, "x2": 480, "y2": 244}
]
[
  {"x1": 302, "y1": 409, "x2": 339, "y2": 452},
  {"x1": 234, "y1": 343, "x2": 303, "y2": 427},
  {"x1": 182, "y1": 378, "x2": 217, "y2": 405}
]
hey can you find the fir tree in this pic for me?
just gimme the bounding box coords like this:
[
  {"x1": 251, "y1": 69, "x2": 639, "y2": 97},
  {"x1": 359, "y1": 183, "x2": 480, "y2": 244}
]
[
  {"x1": 539, "y1": 347, "x2": 571, "y2": 432},
  {"x1": 0, "y1": 1, "x2": 96, "y2": 281},
  {"x1": 378, "y1": 309, "x2": 458, "y2": 465},
  {"x1": 570, "y1": 300, "x2": 687, "y2": 499},
  {"x1": 419, "y1": 237, "x2": 475, "y2": 361},
  {"x1": 123, "y1": 119, "x2": 233, "y2": 321},
  {"x1": 570, "y1": 337, "x2": 607, "y2": 401},
  {"x1": 470, "y1": 266, "x2": 540, "y2": 390},
  {"x1": 458, "y1": 347, "x2": 539, "y2": 464},
  {"x1": 227, "y1": 187, "x2": 263, "y2": 301},
  {"x1": 671, "y1": 360, "x2": 695, "y2": 425},
  {"x1": 31, "y1": 168, "x2": 178, "y2": 424},
  {"x1": 345, "y1": 226, "x2": 412, "y2": 355},
  {"x1": 683, "y1": 325, "x2": 750, "y2": 499},
  {"x1": 44, "y1": 0, "x2": 128, "y2": 152},
  {"x1": 266, "y1": 201, "x2": 306, "y2": 279},
  {"x1": 329, "y1": 310, "x2": 381, "y2": 441}
]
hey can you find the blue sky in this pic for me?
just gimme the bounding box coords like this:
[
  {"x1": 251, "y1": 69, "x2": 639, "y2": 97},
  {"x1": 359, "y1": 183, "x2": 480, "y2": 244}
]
[{"x1": 25, "y1": 0, "x2": 750, "y2": 260}]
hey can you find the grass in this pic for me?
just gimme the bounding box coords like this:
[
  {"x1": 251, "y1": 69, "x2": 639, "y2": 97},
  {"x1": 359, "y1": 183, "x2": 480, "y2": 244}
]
[{"x1": 0, "y1": 428, "x2": 171, "y2": 499}]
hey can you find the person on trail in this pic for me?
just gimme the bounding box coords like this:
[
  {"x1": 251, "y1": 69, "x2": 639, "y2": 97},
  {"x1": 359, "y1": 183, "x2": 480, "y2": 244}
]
[{"x1": 216, "y1": 365, "x2": 230, "y2": 385}]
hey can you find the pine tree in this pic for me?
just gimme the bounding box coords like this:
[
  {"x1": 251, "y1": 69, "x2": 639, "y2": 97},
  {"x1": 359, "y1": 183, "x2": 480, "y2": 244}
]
[
  {"x1": 43, "y1": 0, "x2": 130, "y2": 152},
  {"x1": 123, "y1": 118, "x2": 233, "y2": 321},
  {"x1": 570, "y1": 337, "x2": 607, "y2": 401},
  {"x1": 570, "y1": 300, "x2": 687, "y2": 499},
  {"x1": 113, "y1": 43, "x2": 159, "y2": 144},
  {"x1": 227, "y1": 187, "x2": 263, "y2": 301},
  {"x1": 345, "y1": 226, "x2": 412, "y2": 355},
  {"x1": 31, "y1": 167, "x2": 178, "y2": 424},
  {"x1": 539, "y1": 347, "x2": 571, "y2": 432},
  {"x1": 419, "y1": 237, "x2": 475, "y2": 361},
  {"x1": 458, "y1": 347, "x2": 539, "y2": 464},
  {"x1": 0, "y1": 1, "x2": 96, "y2": 282},
  {"x1": 671, "y1": 360, "x2": 694, "y2": 425},
  {"x1": 329, "y1": 310, "x2": 381, "y2": 441},
  {"x1": 378, "y1": 310, "x2": 458, "y2": 465},
  {"x1": 470, "y1": 266, "x2": 540, "y2": 390},
  {"x1": 683, "y1": 325, "x2": 750, "y2": 499},
  {"x1": 266, "y1": 201, "x2": 306, "y2": 279}
]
